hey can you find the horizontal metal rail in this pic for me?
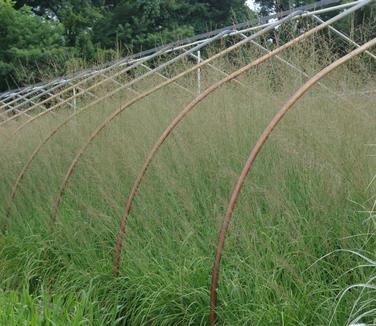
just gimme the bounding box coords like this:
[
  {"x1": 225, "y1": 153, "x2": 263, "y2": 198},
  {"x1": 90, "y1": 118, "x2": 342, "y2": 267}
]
[
  {"x1": 10, "y1": 30, "x2": 231, "y2": 133},
  {"x1": 0, "y1": 0, "x2": 355, "y2": 109},
  {"x1": 0, "y1": 45, "x2": 181, "y2": 126}
]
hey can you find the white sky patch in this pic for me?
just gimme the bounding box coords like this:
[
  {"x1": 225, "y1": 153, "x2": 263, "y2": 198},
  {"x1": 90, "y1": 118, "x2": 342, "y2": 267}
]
[{"x1": 246, "y1": 0, "x2": 257, "y2": 11}]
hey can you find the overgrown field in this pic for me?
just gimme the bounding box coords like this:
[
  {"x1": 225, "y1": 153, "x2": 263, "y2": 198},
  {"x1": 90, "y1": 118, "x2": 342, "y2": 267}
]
[{"x1": 0, "y1": 39, "x2": 375, "y2": 325}]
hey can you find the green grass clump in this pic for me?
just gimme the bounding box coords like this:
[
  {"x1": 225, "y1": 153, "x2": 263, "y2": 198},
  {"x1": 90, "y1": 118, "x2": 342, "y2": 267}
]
[{"x1": 0, "y1": 39, "x2": 375, "y2": 325}]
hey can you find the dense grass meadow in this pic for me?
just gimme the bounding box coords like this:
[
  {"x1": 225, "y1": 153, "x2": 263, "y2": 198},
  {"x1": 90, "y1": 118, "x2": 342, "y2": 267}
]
[{"x1": 0, "y1": 37, "x2": 375, "y2": 325}]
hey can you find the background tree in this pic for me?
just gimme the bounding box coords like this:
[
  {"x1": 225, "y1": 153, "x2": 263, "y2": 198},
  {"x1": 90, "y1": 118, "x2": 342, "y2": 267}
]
[
  {"x1": 93, "y1": 0, "x2": 253, "y2": 52},
  {"x1": 15, "y1": 0, "x2": 102, "y2": 57},
  {"x1": 0, "y1": 0, "x2": 69, "y2": 90}
]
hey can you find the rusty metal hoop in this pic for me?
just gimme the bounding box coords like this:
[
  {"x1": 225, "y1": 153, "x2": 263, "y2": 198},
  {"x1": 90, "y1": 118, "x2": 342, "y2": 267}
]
[{"x1": 209, "y1": 37, "x2": 376, "y2": 325}]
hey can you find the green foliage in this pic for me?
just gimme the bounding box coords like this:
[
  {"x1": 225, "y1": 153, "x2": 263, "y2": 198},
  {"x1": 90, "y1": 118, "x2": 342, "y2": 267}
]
[
  {"x1": 0, "y1": 0, "x2": 69, "y2": 90},
  {"x1": 0, "y1": 286, "x2": 104, "y2": 325},
  {"x1": 93, "y1": 0, "x2": 253, "y2": 51}
]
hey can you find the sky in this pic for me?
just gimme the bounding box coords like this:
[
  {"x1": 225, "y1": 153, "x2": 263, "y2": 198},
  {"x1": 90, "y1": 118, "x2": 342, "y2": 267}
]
[{"x1": 246, "y1": 0, "x2": 257, "y2": 11}]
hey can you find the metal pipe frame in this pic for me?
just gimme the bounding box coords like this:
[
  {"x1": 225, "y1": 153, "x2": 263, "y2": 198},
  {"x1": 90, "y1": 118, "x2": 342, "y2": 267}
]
[
  {"x1": 186, "y1": 51, "x2": 252, "y2": 91},
  {"x1": 0, "y1": 80, "x2": 62, "y2": 111},
  {"x1": 1, "y1": 1, "x2": 368, "y2": 230},
  {"x1": 139, "y1": 64, "x2": 195, "y2": 95},
  {"x1": 0, "y1": 72, "x2": 97, "y2": 112},
  {"x1": 6, "y1": 30, "x2": 231, "y2": 133},
  {"x1": 0, "y1": 40, "x2": 204, "y2": 122},
  {"x1": 0, "y1": 38, "x2": 205, "y2": 115},
  {"x1": 0, "y1": 87, "x2": 36, "y2": 111},
  {"x1": 312, "y1": 15, "x2": 376, "y2": 60},
  {"x1": 0, "y1": 1, "x2": 361, "y2": 122},
  {"x1": 0, "y1": 48, "x2": 170, "y2": 125},
  {"x1": 0, "y1": 0, "x2": 344, "y2": 103},
  {"x1": 0, "y1": 28, "x2": 240, "y2": 120},
  {"x1": 1, "y1": 91, "x2": 43, "y2": 116}
]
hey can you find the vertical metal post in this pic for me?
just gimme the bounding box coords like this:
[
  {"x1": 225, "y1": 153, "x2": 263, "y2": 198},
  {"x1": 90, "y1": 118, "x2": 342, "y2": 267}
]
[
  {"x1": 73, "y1": 87, "x2": 77, "y2": 112},
  {"x1": 197, "y1": 50, "x2": 201, "y2": 94}
]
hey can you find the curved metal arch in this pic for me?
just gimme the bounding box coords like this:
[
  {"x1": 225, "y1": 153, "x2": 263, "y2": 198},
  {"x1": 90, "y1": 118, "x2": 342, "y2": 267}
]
[
  {"x1": 209, "y1": 37, "x2": 376, "y2": 325},
  {"x1": 46, "y1": 12, "x2": 304, "y2": 230},
  {"x1": 110, "y1": 0, "x2": 371, "y2": 277}
]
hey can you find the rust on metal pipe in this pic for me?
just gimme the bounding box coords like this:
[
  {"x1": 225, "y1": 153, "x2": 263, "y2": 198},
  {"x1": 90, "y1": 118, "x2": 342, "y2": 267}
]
[
  {"x1": 111, "y1": 1, "x2": 371, "y2": 277},
  {"x1": 47, "y1": 12, "x2": 302, "y2": 231},
  {"x1": 209, "y1": 37, "x2": 376, "y2": 325}
]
